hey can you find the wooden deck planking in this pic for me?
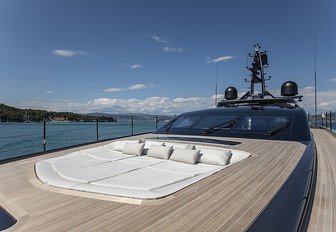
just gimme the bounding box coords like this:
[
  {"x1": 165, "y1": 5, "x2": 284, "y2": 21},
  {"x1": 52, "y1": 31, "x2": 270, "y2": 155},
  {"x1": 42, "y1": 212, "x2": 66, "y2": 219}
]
[
  {"x1": 308, "y1": 129, "x2": 336, "y2": 232},
  {"x1": 125, "y1": 142, "x2": 292, "y2": 232},
  {"x1": 0, "y1": 133, "x2": 313, "y2": 231},
  {"x1": 165, "y1": 144, "x2": 298, "y2": 232}
]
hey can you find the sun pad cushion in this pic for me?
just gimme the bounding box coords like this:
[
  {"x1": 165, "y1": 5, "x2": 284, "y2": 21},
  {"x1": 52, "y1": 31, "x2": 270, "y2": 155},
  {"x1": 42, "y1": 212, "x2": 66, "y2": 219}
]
[
  {"x1": 164, "y1": 142, "x2": 194, "y2": 150},
  {"x1": 147, "y1": 145, "x2": 173, "y2": 160},
  {"x1": 122, "y1": 142, "x2": 145, "y2": 156},
  {"x1": 113, "y1": 140, "x2": 140, "y2": 152},
  {"x1": 142, "y1": 141, "x2": 165, "y2": 155},
  {"x1": 197, "y1": 148, "x2": 232, "y2": 166},
  {"x1": 169, "y1": 148, "x2": 200, "y2": 164}
]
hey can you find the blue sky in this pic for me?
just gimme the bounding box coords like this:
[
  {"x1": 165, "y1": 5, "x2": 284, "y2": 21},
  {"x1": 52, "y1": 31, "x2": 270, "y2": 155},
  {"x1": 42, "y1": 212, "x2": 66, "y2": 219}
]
[{"x1": 0, "y1": 0, "x2": 335, "y2": 114}]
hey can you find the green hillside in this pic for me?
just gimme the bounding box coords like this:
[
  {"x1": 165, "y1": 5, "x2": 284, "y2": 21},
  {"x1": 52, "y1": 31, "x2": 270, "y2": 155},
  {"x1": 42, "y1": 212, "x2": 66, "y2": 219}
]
[{"x1": 0, "y1": 104, "x2": 117, "y2": 122}]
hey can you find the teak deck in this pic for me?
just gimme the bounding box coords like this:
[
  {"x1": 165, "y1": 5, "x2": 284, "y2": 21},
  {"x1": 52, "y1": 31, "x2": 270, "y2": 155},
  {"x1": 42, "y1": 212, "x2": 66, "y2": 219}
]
[
  {"x1": 0, "y1": 129, "x2": 334, "y2": 231},
  {"x1": 307, "y1": 129, "x2": 336, "y2": 232}
]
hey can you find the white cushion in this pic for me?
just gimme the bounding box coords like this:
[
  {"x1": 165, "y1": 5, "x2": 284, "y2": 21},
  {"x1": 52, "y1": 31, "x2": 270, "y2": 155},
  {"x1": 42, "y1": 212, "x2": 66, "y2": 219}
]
[
  {"x1": 198, "y1": 148, "x2": 232, "y2": 166},
  {"x1": 142, "y1": 141, "x2": 165, "y2": 155},
  {"x1": 122, "y1": 142, "x2": 145, "y2": 156},
  {"x1": 144, "y1": 141, "x2": 164, "y2": 149},
  {"x1": 169, "y1": 148, "x2": 200, "y2": 164},
  {"x1": 147, "y1": 145, "x2": 173, "y2": 160},
  {"x1": 113, "y1": 140, "x2": 139, "y2": 152},
  {"x1": 164, "y1": 142, "x2": 194, "y2": 150}
]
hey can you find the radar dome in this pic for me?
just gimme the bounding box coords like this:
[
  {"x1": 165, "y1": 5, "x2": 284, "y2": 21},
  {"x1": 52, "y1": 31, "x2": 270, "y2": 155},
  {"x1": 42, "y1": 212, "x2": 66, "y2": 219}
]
[
  {"x1": 281, "y1": 81, "x2": 298, "y2": 97},
  {"x1": 225, "y1": 87, "x2": 238, "y2": 100}
]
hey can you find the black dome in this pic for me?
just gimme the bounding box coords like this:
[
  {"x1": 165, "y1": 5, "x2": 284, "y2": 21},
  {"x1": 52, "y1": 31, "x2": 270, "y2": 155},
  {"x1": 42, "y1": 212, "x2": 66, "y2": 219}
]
[
  {"x1": 225, "y1": 87, "x2": 238, "y2": 100},
  {"x1": 281, "y1": 81, "x2": 298, "y2": 96}
]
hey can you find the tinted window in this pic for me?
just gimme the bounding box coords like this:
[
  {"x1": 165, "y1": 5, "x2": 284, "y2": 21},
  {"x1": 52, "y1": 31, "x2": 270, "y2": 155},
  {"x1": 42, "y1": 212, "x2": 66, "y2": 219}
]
[
  {"x1": 193, "y1": 115, "x2": 238, "y2": 129},
  {"x1": 171, "y1": 116, "x2": 202, "y2": 128},
  {"x1": 235, "y1": 115, "x2": 290, "y2": 132}
]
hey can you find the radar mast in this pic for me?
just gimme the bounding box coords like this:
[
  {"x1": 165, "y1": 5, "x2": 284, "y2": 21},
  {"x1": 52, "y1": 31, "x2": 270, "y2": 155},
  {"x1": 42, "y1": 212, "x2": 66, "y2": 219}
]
[{"x1": 241, "y1": 43, "x2": 273, "y2": 99}]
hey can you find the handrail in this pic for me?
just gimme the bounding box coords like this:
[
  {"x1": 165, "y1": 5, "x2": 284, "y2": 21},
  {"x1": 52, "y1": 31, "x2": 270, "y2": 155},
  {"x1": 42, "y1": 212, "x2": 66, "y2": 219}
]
[
  {"x1": 308, "y1": 111, "x2": 334, "y2": 133},
  {"x1": 0, "y1": 131, "x2": 152, "y2": 165},
  {"x1": 0, "y1": 116, "x2": 165, "y2": 162}
]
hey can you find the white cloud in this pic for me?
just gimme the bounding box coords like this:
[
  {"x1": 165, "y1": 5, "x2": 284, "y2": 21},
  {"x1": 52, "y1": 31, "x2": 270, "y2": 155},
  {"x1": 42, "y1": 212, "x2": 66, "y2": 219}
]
[
  {"x1": 163, "y1": 46, "x2": 183, "y2": 53},
  {"x1": 128, "y1": 64, "x2": 143, "y2": 70},
  {"x1": 151, "y1": 35, "x2": 169, "y2": 44},
  {"x1": 207, "y1": 56, "x2": 235, "y2": 63},
  {"x1": 86, "y1": 96, "x2": 213, "y2": 114},
  {"x1": 297, "y1": 87, "x2": 336, "y2": 113},
  {"x1": 46, "y1": 90, "x2": 52, "y2": 94},
  {"x1": 173, "y1": 97, "x2": 202, "y2": 103},
  {"x1": 129, "y1": 84, "x2": 154, "y2": 90},
  {"x1": 304, "y1": 86, "x2": 315, "y2": 90},
  {"x1": 13, "y1": 95, "x2": 214, "y2": 115},
  {"x1": 329, "y1": 78, "x2": 336, "y2": 82},
  {"x1": 12, "y1": 85, "x2": 336, "y2": 115},
  {"x1": 51, "y1": 49, "x2": 86, "y2": 57},
  {"x1": 104, "y1": 88, "x2": 123, "y2": 93},
  {"x1": 104, "y1": 84, "x2": 154, "y2": 92}
]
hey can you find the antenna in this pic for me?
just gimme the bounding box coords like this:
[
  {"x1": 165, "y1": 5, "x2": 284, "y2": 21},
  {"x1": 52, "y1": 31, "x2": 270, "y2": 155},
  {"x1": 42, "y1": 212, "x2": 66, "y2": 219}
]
[
  {"x1": 218, "y1": 44, "x2": 303, "y2": 108},
  {"x1": 314, "y1": 31, "x2": 317, "y2": 126},
  {"x1": 215, "y1": 62, "x2": 218, "y2": 107},
  {"x1": 242, "y1": 43, "x2": 270, "y2": 99}
]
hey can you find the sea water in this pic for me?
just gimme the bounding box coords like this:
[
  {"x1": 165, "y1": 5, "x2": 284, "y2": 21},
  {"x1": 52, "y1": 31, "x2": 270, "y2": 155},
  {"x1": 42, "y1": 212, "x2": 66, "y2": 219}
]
[{"x1": 0, "y1": 122, "x2": 164, "y2": 161}]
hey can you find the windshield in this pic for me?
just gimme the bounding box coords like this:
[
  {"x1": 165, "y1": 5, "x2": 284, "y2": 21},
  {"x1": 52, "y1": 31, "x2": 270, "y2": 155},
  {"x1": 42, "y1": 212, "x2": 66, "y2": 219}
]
[
  {"x1": 154, "y1": 109, "x2": 311, "y2": 141},
  {"x1": 159, "y1": 114, "x2": 292, "y2": 136},
  {"x1": 235, "y1": 115, "x2": 290, "y2": 132},
  {"x1": 170, "y1": 115, "x2": 238, "y2": 129}
]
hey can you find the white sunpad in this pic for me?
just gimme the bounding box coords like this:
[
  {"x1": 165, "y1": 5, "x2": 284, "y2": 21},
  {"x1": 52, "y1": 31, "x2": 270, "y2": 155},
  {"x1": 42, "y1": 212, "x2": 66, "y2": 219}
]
[
  {"x1": 56, "y1": 162, "x2": 137, "y2": 183},
  {"x1": 149, "y1": 161, "x2": 222, "y2": 176},
  {"x1": 82, "y1": 147, "x2": 135, "y2": 161},
  {"x1": 35, "y1": 141, "x2": 251, "y2": 199},
  {"x1": 91, "y1": 167, "x2": 194, "y2": 191},
  {"x1": 35, "y1": 160, "x2": 80, "y2": 188},
  {"x1": 51, "y1": 151, "x2": 108, "y2": 170},
  {"x1": 58, "y1": 156, "x2": 165, "y2": 183},
  {"x1": 116, "y1": 156, "x2": 165, "y2": 167}
]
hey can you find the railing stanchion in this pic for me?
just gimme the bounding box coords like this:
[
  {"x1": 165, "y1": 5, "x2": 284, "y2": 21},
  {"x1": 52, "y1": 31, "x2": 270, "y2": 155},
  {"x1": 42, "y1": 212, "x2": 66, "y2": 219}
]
[
  {"x1": 96, "y1": 118, "x2": 99, "y2": 141},
  {"x1": 155, "y1": 115, "x2": 158, "y2": 130},
  {"x1": 330, "y1": 111, "x2": 332, "y2": 131},
  {"x1": 43, "y1": 120, "x2": 46, "y2": 151},
  {"x1": 325, "y1": 112, "x2": 328, "y2": 128},
  {"x1": 131, "y1": 116, "x2": 134, "y2": 135}
]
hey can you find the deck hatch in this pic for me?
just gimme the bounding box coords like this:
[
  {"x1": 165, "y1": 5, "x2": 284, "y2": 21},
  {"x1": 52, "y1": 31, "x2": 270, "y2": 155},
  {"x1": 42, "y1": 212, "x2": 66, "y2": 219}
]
[{"x1": 0, "y1": 206, "x2": 16, "y2": 230}]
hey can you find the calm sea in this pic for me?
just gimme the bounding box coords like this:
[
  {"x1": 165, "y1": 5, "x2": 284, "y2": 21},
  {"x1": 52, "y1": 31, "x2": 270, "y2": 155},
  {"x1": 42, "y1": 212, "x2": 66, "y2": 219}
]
[{"x1": 0, "y1": 121, "x2": 164, "y2": 161}]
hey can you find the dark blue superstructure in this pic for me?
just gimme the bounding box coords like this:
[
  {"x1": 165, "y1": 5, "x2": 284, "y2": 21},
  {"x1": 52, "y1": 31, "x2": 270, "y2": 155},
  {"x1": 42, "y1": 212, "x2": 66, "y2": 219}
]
[{"x1": 155, "y1": 106, "x2": 311, "y2": 141}]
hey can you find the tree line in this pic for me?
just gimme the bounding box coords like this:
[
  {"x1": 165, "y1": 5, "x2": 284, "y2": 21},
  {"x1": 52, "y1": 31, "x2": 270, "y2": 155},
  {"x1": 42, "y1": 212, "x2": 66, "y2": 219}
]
[{"x1": 0, "y1": 104, "x2": 117, "y2": 122}]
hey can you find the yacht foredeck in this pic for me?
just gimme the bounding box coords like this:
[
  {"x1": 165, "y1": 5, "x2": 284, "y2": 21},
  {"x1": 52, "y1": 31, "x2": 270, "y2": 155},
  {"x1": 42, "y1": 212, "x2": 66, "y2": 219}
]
[{"x1": 0, "y1": 130, "x2": 328, "y2": 231}]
